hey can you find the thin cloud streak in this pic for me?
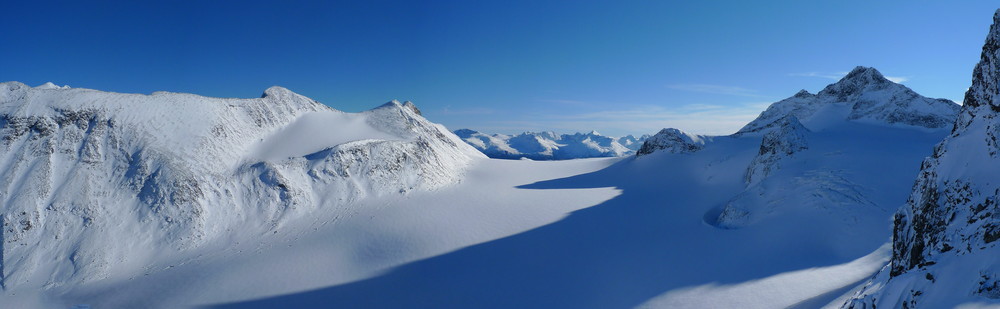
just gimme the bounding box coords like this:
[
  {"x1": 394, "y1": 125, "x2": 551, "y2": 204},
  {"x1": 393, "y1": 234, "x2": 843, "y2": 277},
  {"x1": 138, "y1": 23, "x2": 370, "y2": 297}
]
[
  {"x1": 439, "y1": 106, "x2": 496, "y2": 115},
  {"x1": 473, "y1": 103, "x2": 768, "y2": 137},
  {"x1": 666, "y1": 84, "x2": 767, "y2": 98}
]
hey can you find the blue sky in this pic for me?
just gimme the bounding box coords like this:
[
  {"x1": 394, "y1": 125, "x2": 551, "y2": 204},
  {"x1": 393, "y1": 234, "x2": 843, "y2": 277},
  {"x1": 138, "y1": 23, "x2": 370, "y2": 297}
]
[{"x1": 2, "y1": 1, "x2": 998, "y2": 136}]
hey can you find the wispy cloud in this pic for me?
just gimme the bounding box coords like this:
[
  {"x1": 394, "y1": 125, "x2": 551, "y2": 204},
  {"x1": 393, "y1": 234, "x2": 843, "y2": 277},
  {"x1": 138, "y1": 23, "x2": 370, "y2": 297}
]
[
  {"x1": 666, "y1": 84, "x2": 766, "y2": 97},
  {"x1": 439, "y1": 106, "x2": 495, "y2": 115},
  {"x1": 788, "y1": 72, "x2": 845, "y2": 80},
  {"x1": 790, "y1": 71, "x2": 909, "y2": 83},
  {"x1": 471, "y1": 103, "x2": 769, "y2": 136}
]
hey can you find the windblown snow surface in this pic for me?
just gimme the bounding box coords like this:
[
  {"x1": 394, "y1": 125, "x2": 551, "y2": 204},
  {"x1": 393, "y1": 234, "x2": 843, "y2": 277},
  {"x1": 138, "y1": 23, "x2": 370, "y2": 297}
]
[{"x1": 0, "y1": 62, "x2": 970, "y2": 309}]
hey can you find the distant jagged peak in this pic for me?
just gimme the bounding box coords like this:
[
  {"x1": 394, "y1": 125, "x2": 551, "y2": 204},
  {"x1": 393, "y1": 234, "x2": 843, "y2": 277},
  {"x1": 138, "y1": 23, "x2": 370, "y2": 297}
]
[
  {"x1": 635, "y1": 128, "x2": 706, "y2": 156},
  {"x1": 453, "y1": 128, "x2": 480, "y2": 138},
  {"x1": 793, "y1": 89, "x2": 813, "y2": 98}
]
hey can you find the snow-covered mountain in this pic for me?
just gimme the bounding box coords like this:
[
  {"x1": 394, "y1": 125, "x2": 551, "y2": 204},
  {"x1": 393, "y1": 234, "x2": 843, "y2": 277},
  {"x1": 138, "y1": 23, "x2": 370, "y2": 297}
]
[
  {"x1": 454, "y1": 129, "x2": 649, "y2": 160},
  {"x1": 844, "y1": 9, "x2": 1000, "y2": 308},
  {"x1": 0, "y1": 82, "x2": 483, "y2": 290},
  {"x1": 708, "y1": 68, "x2": 960, "y2": 231},
  {"x1": 738, "y1": 66, "x2": 960, "y2": 135}
]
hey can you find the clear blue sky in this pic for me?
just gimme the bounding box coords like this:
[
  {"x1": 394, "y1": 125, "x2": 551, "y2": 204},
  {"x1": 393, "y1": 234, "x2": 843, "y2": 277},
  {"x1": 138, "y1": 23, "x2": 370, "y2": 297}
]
[{"x1": 2, "y1": 1, "x2": 997, "y2": 136}]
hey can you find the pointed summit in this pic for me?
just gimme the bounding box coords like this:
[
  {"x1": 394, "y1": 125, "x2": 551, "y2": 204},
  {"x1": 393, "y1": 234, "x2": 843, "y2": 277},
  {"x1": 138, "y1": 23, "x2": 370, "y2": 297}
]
[
  {"x1": 842, "y1": 66, "x2": 889, "y2": 83},
  {"x1": 793, "y1": 89, "x2": 812, "y2": 98},
  {"x1": 817, "y1": 66, "x2": 896, "y2": 100},
  {"x1": 962, "y1": 9, "x2": 1000, "y2": 111},
  {"x1": 402, "y1": 101, "x2": 422, "y2": 115}
]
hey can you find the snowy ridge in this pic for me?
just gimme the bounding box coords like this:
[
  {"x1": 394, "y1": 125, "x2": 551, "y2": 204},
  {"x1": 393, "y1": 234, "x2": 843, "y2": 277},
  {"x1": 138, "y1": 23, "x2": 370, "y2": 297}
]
[
  {"x1": 738, "y1": 66, "x2": 960, "y2": 135},
  {"x1": 454, "y1": 129, "x2": 648, "y2": 160},
  {"x1": 844, "y1": 9, "x2": 1000, "y2": 308},
  {"x1": 0, "y1": 82, "x2": 482, "y2": 290}
]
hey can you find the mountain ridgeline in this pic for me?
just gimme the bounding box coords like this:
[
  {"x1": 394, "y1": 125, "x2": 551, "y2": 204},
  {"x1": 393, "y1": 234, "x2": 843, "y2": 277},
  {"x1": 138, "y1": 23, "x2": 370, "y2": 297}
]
[
  {"x1": 0, "y1": 83, "x2": 483, "y2": 289},
  {"x1": 454, "y1": 129, "x2": 649, "y2": 160}
]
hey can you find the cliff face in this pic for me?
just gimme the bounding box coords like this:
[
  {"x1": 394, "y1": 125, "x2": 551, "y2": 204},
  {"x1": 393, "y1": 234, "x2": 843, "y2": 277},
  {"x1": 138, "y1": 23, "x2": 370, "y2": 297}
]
[{"x1": 843, "y1": 9, "x2": 1000, "y2": 309}]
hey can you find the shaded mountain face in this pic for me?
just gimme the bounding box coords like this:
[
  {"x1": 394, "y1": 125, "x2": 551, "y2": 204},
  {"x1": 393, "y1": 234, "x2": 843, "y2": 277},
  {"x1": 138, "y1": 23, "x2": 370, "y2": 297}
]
[
  {"x1": 454, "y1": 129, "x2": 649, "y2": 160},
  {"x1": 738, "y1": 66, "x2": 960, "y2": 135},
  {"x1": 0, "y1": 82, "x2": 483, "y2": 289},
  {"x1": 844, "y1": 9, "x2": 1000, "y2": 309},
  {"x1": 635, "y1": 128, "x2": 707, "y2": 156}
]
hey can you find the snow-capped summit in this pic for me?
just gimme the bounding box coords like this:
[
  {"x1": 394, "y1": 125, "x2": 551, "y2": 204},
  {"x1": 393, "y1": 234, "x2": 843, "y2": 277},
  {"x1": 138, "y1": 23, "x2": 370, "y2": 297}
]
[
  {"x1": 792, "y1": 89, "x2": 813, "y2": 98},
  {"x1": 35, "y1": 82, "x2": 68, "y2": 90},
  {"x1": 454, "y1": 129, "x2": 645, "y2": 160},
  {"x1": 845, "y1": 9, "x2": 1000, "y2": 308},
  {"x1": 0, "y1": 83, "x2": 482, "y2": 289},
  {"x1": 738, "y1": 66, "x2": 960, "y2": 134}
]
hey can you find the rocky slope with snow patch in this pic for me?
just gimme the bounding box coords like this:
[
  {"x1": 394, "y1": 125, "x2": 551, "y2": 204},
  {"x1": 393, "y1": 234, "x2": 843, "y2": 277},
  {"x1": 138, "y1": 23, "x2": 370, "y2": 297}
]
[
  {"x1": 635, "y1": 128, "x2": 707, "y2": 156},
  {"x1": 454, "y1": 129, "x2": 646, "y2": 160},
  {"x1": 843, "y1": 10, "x2": 1000, "y2": 309},
  {"x1": 0, "y1": 82, "x2": 482, "y2": 290},
  {"x1": 742, "y1": 115, "x2": 810, "y2": 186}
]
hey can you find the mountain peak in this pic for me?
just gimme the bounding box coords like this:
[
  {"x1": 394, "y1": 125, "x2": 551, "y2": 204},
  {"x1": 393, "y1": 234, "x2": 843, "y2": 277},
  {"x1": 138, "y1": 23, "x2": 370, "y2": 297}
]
[
  {"x1": 376, "y1": 99, "x2": 422, "y2": 116},
  {"x1": 793, "y1": 89, "x2": 813, "y2": 98},
  {"x1": 840, "y1": 66, "x2": 890, "y2": 85},
  {"x1": 35, "y1": 82, "x2": 67, "y2": 89},
  {"x1": 261, "y1": 86, "x2": 294, "y2": 98},
  {"x1": 816, "y1": 66, "x2": 895, "y2": 100}
]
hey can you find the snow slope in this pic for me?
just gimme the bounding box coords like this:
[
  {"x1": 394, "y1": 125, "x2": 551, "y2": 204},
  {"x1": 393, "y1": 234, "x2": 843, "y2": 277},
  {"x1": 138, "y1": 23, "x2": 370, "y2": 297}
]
[
  {"x1": 0, "y1": 82, "x2": 482, "y2": 293},
  {"x1": 454, "y1": 129, "x2": 648, "y2": 160},
  {"x1": 844, "y1": 9, "x2": 1000, "y2": 309},
  {"x1": 205, "y1": 117, "x2": 946, "y2": 309}
]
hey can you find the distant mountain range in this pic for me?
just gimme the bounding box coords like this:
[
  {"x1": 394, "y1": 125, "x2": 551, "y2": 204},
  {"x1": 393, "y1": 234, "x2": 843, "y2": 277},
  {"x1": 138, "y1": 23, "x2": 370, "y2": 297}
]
[{"x1": 453, "y1": 129, "x2": 650, "y2": 160}]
